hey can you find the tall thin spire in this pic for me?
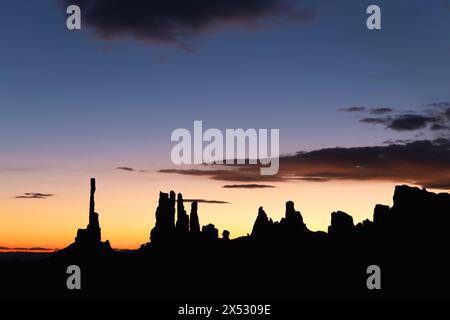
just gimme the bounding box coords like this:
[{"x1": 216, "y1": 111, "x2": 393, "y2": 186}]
[
  {"x1": 75, "y1": 178, "x2": 101, "y2": 244},
  {"x1": 89, "y1": 178, "x2": 96, "y2": 225}
]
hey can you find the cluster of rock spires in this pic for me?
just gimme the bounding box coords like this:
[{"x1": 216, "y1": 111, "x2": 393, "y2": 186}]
[
  {"x1": 251, "y1": 200, "x2": 309, "y2": 240},
  {"x1": 148, "y1": 191, "x2": 224, "y2": 246}
]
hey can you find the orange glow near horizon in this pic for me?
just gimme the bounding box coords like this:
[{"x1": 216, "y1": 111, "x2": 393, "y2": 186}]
[{"x1": 0, "y1": 170, "x2": 445, "y2": 251}]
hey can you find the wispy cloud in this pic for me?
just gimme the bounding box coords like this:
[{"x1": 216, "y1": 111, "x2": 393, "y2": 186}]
[
  {"x1": 117, "y1": 166, "x2": 135, "y2": 172},
  {"x1": 360, "y1": 117, "x2": 391, "y2": 125},
  {"x1": 369, "y1": 107, "x2": 394, "y2": 115},
  {"x1": 339, "y1": 106, "x2": 393, "y2": 115},
  {"x1": 184, "y1": 199, "x2": 230, "y2": 204},
  {"x1": 339, "y1": 106, "x2": 367, "y2": 112},
  {"x1": 14, "y1": 193, "x2": 54, "y2": 199},
  {"x1": 117, "y1": 167, "x2": 151, "y2": 173},
  {"x1": 222, "y1": 184, "x2": 275, "y2": 189}
]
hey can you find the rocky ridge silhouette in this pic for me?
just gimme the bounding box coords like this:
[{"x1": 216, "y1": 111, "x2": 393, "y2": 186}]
[{"x1": 1, "y1": 178, "x2": 450, "y2": 300}]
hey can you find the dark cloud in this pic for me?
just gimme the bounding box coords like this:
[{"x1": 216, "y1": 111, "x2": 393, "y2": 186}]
[
  {"x1": 339, "y1": 107, "x2": 366, "y2": 112},
  {"x1": 62, "y1": 0, "x2": 315, "y2": 51},
  {"x1": 117, "y1": 166, "x2": 135, "y2": 172},
  {"x1": 359, "y1": 117, "x2": 391, "y2": 125},
  {"x1": 387, "y1": 114, "x2": 436, "y2": 131},
  {"x1": 344, "y1": 102, "x2": 450, "y2": 133},
  {"x1": 369, "y1": 107, "x2": 393, "y2": 115},
  {"x1": 14, "y1": 193, "x2": 54, "y2": 199},
  {"x1": 183, "y1": 199, "x2": 229, "y2": 204},
  {"x1": 359, "y1": 111, "x2": 448, "y2": 131},
  {"x1": 159, "y1": 168, "x2": 229, "y2": 176},
  {"x1": 159, "y1": 140, "x2": 450, "y2": 189},
  {"x1": 278, "y1": 140, "x2": 450, "y2": 189},
  {"x1": 222, "y1": 184, "x2": 275, "y2": 189},
  {"x1": 339, "y1": 107, "x2": 393, "y2": 115},
  {"x1": 445, "y1": 108, "x2": 450, "y2": 121},
  {"x1": 428, "y1": 101, "x2": 450, "y2": 109},
  {"x1": 292, "y1": 177, "x2": 330, "y2": 182},
  {"x1": 158, "y1": 169, "x2": 283, "y2": 182},
  {"x1": 382, "y1": 139, "x2": 412, "y2": 145},
  {"x1": 117, "y1": 167, "x2": 151, "y2": 173},
  {"x1": 360, "y1": 114, "x2": 440, "y2": 131},
  {"x1": 432, "y1": 137, "x2": 449, "y2": 145},
  {"x1": 430, "y1": 123, "x2": 450, "y2": 131}
]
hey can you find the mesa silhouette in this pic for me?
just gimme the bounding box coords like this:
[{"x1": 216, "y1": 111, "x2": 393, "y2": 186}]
[{"x1": 1, "y1": 178, "x2": 450, "y2": 300}]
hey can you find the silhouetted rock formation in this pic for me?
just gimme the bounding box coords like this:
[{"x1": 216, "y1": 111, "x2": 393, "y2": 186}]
[
  {"x1": 375, "y1": 185, "x2": 450, "y2": 244},
  {"x1": 328, "y1": 211, "x2": 354, "y2": 237},
  {"x1": 75, "y1": 178, "x2": 103, "y2": 245},
  {"x1": 373, "y1": 204, "x2": 389, "y2": 226},
  {"x1": 176, "y1": 193, "x2": 189, "y2": 234},
  {"x1": 149, "y1": 192, "x2": 204, "y2": 245},
  {"x1": 189, "y1": 201, "x2": 200, "y2": 234},
  {"x1": 56, "y1": 178, "x2": 112, "y2": 258},
  {"x1": 202, "y1": 224, "x2": 218, "y2": 241},
  {"x1": 280, "y1": 200, "x2": 308, "y2": 235},
  {"x1": 222, "y1": 230, "x2": 230, "y2": 240},
  {"x1": 251, "y1": 207, "x2": 273, "y2": 238},
  {"x1": 150, "y1": 191, "x2": 176, "y2": 243}
]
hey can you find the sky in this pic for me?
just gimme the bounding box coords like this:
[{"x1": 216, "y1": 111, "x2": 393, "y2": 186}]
[{"x1": 1, "y1": 0, "x2": 450, "y2": 250}]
